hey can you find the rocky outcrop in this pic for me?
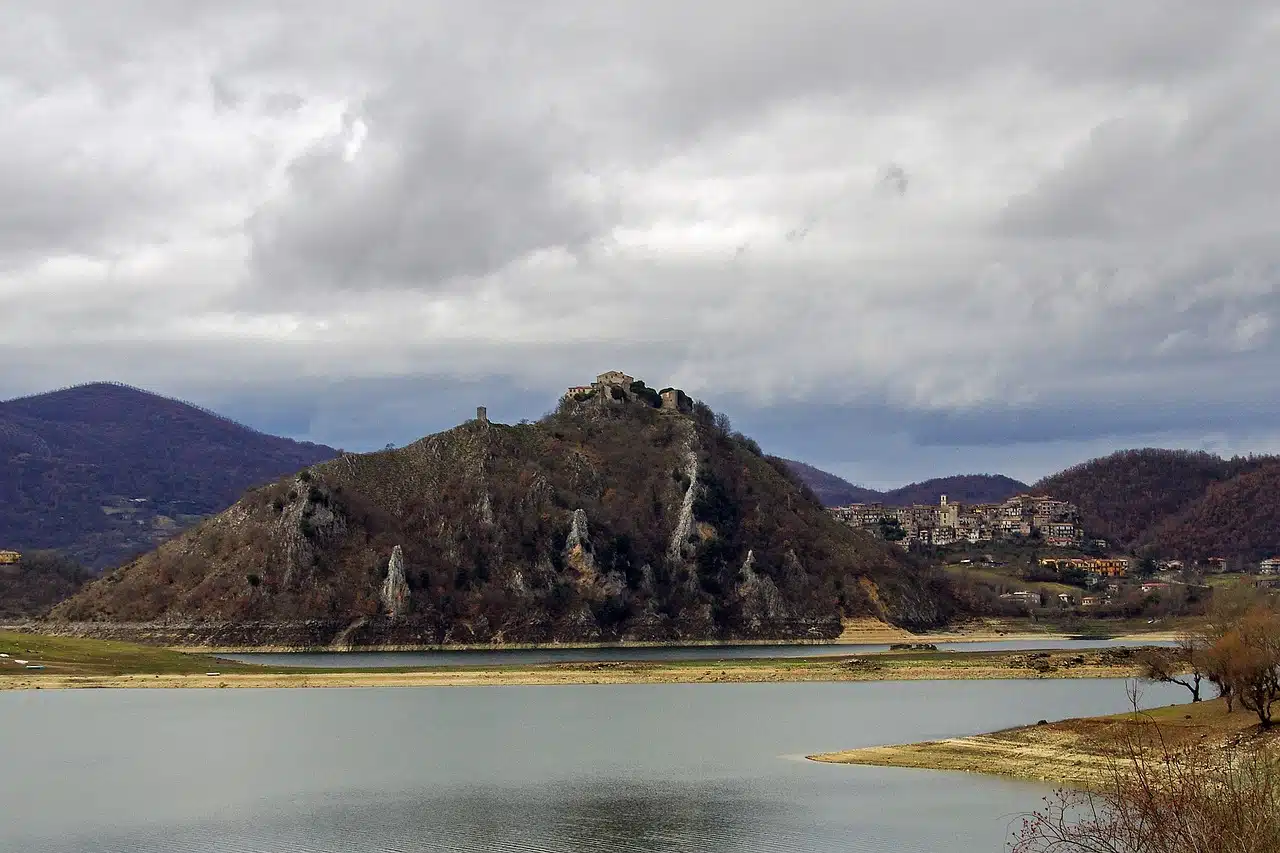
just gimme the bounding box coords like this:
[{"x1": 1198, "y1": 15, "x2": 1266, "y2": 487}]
[
  {"x1": 275, "y1": 475, "x2": 347, "y2": 587},
  {"x1": 381, "y1": 545, "x2": 410, "y2": 618},
  {"x1": 734, "y1": 549, "x2": 788, "y2": 631},
  {"x1": 50, "y1": 376, "x2": 953, "y2": 644},
  {"x1": 565, "y1": 509, "x2": 594, "y2": 573},
  {"x1": 667, "y1": 449, "x2": 700, "y2": 561}
]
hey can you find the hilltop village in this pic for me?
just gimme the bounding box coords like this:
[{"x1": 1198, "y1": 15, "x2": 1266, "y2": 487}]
[
  {"x1": 829, "y1": 492, "x2": 1280, "y2": 615},
  {"x1": 831, "y1": 493, "x2": 1086, "y2": 549}
]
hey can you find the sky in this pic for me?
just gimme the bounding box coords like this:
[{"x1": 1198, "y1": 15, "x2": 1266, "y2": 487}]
[{"x1": 2, "y1": 1, "x2": 1279, "y2": 489}]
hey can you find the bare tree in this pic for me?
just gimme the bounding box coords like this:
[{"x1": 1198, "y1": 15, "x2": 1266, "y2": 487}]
[
  {"x1": 1223, "y1": 605, "x2": 1280, "y2": 729},
  {"x1": 1139, "y1": 635, "x2": 1207, "y2": 702},
  {"x1": 1013, "y1": 696, "x2": 1280, "y2": 852}
]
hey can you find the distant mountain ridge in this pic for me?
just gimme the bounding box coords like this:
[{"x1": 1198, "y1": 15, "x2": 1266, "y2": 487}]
[
  {"x1": 779, "y1": 460, "x2": 883, "y2": 506},
  {"x1": 781, "y1": 461, "x2": 1028, "y2": 507},
  {"x1": 880, "y1": 475, "x2": 1030, "y2": 507},
  {"x1": 0, "y1": 382, "x2": 339, "y2": 572}
]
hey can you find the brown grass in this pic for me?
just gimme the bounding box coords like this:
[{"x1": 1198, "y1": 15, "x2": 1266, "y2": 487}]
[{"x1": 810, "y1": 698, "x2": 1277, "y2": 788}]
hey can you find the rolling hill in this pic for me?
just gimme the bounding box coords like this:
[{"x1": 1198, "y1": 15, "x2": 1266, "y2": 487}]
[
  {"x1": 0, "y1": 382, "x2": 338, "y2": 571},
  {"x1": 880, "y1": 475, "x2": 1028, "y2": 507},
  {"x1": 778, "y1": 459, "x2": 882, "y2": 506}
]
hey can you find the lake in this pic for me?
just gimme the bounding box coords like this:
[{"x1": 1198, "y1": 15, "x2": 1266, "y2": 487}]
[
  {"x1": 225, "y1": 637, "x2": 1168, "y2": 669},
  {"x1": 0, "y1": 679, "x2": 1183, "y2": 852}
]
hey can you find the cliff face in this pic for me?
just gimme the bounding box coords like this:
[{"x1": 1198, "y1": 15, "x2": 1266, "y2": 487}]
[{"x1": 51, "y1": 388, "x2": 953, "y2": 645}]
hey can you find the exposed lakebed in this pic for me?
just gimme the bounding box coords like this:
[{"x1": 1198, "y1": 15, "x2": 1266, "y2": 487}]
[
  {"x1": 223, "y1": 636, "x2": 1168, "y2": 669},
  {"x1": 1, "y1": 678, "x2": 1184, "y2": 852}
]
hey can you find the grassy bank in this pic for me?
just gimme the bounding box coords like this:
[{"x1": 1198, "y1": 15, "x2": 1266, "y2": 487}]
[
  {"x1": 0, "y1": 631, "x2": 1157, "y2": 690},
  {"x1": 810, "y1": 698, "x2": 1276, "y2": 788},
  {"x1": 0, "y1": 631, "x2": 257, "y2": 676}
]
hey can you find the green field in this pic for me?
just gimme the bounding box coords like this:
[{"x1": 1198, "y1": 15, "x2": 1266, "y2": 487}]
[{"x1": 0, "y1": 631, "x2": 259, "y2": 676}]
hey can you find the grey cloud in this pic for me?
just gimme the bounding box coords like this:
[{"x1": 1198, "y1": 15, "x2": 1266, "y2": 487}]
[
  {"x1": 247, "y1": 102, "x2": 609, "y2": 291},
  {"x1": 878, "y1": 164, "x2": 909, "y2": 196},
  {"x1": 2, "y1": 0, "x2": 1280, "y2": 484}
]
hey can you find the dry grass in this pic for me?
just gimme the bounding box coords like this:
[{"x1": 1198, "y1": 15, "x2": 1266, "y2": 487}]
[{"x1": 811, "y1": 698, "x2": 1277, "y2": 788}]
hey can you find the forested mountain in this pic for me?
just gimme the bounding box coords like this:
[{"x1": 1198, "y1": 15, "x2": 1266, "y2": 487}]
[
  {"x1": 1139, "y1": 460, "x2": 1280, "y2": 561},
  {"x1": 1032, "y1": 449, "x2": 1276, "y2": 550},
  {"x1": 880, "y1": 475, "x2": 1028, "y2": 507},
  {"x1": 779, "y1": 459, "x2": 882, "y2": 506},
  {"x1": 52, "y1": 380, "x2": 953, "y2": 646},
  {"x1": 781, "y1": 462, "x2": 1026, "y2": 508},
  {"x1": 0, "y1": 382, "x2": 338, "y2": 569},
  {"x1": 0, "y1": 551, "x2": 94, "y2": 620}
]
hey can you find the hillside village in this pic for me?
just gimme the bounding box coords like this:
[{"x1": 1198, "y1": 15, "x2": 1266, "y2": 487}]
[
  {"x1": 831, "y1": 493, "x2": 1086, "y2": 548},
  {"x1": 829, "y1": 493, "x2": 1280, "y2": 615}
]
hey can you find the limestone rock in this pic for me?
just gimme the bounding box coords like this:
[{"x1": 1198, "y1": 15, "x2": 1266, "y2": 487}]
[
  {"x1": 667, "y1": 449, "x2": 700, "y2": 561},
  {"x1": 381, "y1": 545, "x2": 410, "y2": 618},
  {"x1": 565, "y1": 508, "x2": 596, "y2": 578}
]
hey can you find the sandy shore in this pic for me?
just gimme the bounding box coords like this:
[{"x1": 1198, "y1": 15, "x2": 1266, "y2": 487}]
[{"x1": 810, "y1": 698, "x2": 1272, "y2": 788}]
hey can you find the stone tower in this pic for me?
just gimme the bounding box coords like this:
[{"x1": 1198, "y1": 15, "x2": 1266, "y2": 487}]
[{"x1": 476, "y1": 406, "x2": 488, "y2": 424}]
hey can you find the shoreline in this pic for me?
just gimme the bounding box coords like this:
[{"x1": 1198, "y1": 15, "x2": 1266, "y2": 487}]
[
  {"x1": 809, "y1": 698, "x2": 1273, "y2": 788},
  {"x1": 168, "y1": 628, "x2": 1180, "y2": 654},
  {"x1": 5, "y1": 617, "x2": 1181, "y2": 654},
  {"x1": 1, "y1": 647, "x2": 1150, "y2": 691}
]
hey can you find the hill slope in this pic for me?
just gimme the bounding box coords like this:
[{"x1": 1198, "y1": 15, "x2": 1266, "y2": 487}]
[
  {"x1": 52, "y1": 385, "x2": 953, "y2": 646},
  {"x1": 0, "y1": 552, "x2": 94, "y2": 620},
  {"x1": 781, "y1": 459, "x2": 882, "y2": 506},
  {"x1": 0, "y1": 383, "x2": 338, "y2": 570},
  {"x1": 1032, "y1": 449, "x2": 1272, "y2": 548},
  {"x1": 1140, "y1": 460, "x2": 1280, "y2": 561},
  {"x1": 881, "y1": 475, "x2": 1028, "y2": 507}
]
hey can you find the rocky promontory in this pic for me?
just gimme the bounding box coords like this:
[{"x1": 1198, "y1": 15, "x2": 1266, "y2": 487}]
[{"x1": 49, "y1": 374, "x2": 955, "y2": 646}]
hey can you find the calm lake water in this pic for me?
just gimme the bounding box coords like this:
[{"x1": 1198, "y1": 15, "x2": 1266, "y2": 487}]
[
  {"x1": 226, "y1": 637, "x2": 1168, "y2": 669},
  {"x1": 0, "y1": 679, "x2": 1183, "y2": 852}
]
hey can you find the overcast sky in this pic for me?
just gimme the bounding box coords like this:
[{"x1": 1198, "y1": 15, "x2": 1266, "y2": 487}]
[{"x1": 3, "y1": 1, "x2": 1279, "y2": 488}]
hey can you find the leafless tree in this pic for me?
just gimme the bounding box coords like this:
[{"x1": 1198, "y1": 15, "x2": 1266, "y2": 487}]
[
  {"x1": 1139, "y1": 635, "x2": 1207, "y2": 702},
  {"x1": 1012, "y1": 693, "x2": 1280, "y2": 852}
]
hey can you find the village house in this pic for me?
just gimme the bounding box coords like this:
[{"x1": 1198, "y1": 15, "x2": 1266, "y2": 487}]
[
  {"x1": 1081, "y1": 595, "x2": 1104, "y2": 607},
  {"x1": 1258, "y1": 557, "x2": 1280, "y2": 575},
  {"x1": 0, "y1": 550, "x2": 20, "y2": 565},
  {"x1": 1092, "y1": 557, "x2": 1131, "y2": 578}
]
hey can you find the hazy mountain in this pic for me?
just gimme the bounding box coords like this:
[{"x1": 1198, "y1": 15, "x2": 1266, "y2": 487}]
[
  {"x1": 782, "y1": 462, "x2": 1027, "y2": 508},
  {"x1": 0, "y1": 382, "x2": 338, "y2": 570},
  {"x1": 780, "y1": 459, "x2": 882, "y2": 506},
  {"x1": 881, "y1": 475, "x2": 1029, "y2": 507}
]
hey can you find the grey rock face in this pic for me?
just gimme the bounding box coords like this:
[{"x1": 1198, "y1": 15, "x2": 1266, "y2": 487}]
[
  {"x1": 667, "y1": 449, "x2": 700, "y2": 561},
  {"x1": 381, "y1": 545, "x2": 410, "y2": 618}
]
